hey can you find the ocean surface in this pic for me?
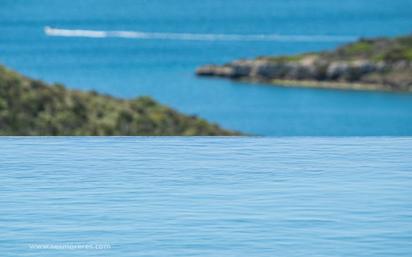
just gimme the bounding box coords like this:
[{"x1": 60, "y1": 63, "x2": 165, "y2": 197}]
[
  {"x1": 1, "y1": 0, "x2": 412, "y2": 135},
  {"x1": 1, "y1": 137, "x2": 411, "y2": 256}
]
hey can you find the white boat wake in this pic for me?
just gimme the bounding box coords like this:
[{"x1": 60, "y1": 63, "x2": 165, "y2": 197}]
[{"x1": 44, "y1": 26, "x2": 357, "y2": 42}]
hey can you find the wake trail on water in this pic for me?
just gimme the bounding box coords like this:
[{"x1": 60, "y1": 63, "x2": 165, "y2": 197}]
[{"x1": 44, "y1": 27, "x2": 357, "y2": 42}]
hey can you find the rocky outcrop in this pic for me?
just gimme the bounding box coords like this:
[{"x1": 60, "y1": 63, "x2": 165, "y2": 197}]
[{"x1": 196, "y1": 35, "x2": 412, "y2": 92}]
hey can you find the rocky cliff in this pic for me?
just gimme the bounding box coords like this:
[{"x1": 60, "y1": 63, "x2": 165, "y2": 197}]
[{"x1": 197, "y1": 35, "x2": 412, "y2": 92}]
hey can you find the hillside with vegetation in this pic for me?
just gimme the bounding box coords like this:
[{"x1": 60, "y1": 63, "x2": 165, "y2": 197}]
[
  {"x1": 0, "y1": 64, "x2": 238, "y2": 136},
  {"x1": 196, "y1": 35, "x2": 412, "y2": 92}
]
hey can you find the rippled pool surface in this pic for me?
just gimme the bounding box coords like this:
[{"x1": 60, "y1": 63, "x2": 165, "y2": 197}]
[{"x1": 1, "y1": 137, "x2": 411, "y2": 256}]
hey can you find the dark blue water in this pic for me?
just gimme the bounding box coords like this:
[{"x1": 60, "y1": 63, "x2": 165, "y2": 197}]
[
  {"x1": 1, "y1": 0, "x2": 412, "y2": 135},
  {"x1": 1, "y1": 137, "x2": 411, "y2": 256}
]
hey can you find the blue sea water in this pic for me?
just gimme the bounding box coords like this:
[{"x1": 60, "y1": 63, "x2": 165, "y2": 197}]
[
  {"x1": 1, "y1": 0, "x2": 412, "y2": 135},
  {"x1": 0, "y1": 137, "x2": 411, "y2": 256}
]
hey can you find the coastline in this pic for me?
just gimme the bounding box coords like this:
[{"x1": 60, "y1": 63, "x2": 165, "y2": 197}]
[
  {"x1": 266, "y1": 79, "x2": 397, "y2": 92},
  {"x1": 196, "y1": 35, "x2": 412, "y2": 93},
  {"x1": 0, "y1": 64, "x2": 239, "y2": 136}
]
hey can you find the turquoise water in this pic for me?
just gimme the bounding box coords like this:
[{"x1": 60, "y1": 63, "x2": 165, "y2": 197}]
[
  {"x1": 1, "y1": 1, "x2": 412, "y2": 135},
  {"x1": 1, "y1": 137, "x2": 411, "y2": 256}
]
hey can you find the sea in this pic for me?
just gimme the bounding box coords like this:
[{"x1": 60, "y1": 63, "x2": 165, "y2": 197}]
[
  {"x1": 1, "y1": 137, "x2": 411, "y2": 256},
  {"x1": 1, "y1": 3, "x2": 412, "y2": 256},
  {"x1": 1, "y1": 0, "x2": 412, "y2": 135}
]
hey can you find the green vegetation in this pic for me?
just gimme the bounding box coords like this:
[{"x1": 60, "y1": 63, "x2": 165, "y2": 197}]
[
  {"x1": 333, "y1": 35, "x2": 412, "y2": 62},
  {"x1": 343, "y1": 41, "x2": 374, "y2": 55},
  {"x1": 260, "y1": 54, "x2": 306, "y2": 63},
  {"x1": 259, "y1": 35, "x2": 412, "y2": 63},
  {"x1": 0, "y1": 64, "x2": 238, "y2": 136},
  {"x1": 378, "y1": 47, "x2": 412, "y2": 62}
]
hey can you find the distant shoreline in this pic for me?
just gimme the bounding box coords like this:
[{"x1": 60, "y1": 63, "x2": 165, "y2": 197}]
[
  {"x1": 241, "y1": 78, "x2": 397, "y2": 92},
  {"x1": 196, "y1": 35, "x2": 412, "y2": 92}
]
